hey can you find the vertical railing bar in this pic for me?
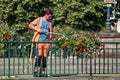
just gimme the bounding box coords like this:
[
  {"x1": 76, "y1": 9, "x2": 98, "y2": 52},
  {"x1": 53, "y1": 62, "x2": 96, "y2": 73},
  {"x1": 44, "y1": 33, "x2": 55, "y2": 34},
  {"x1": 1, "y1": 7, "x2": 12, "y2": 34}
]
[
  {"x1": 50, "y1": 45, "x2": 52, "y2": 77},
  {"x1": 72, "y1": 55, "x2": 74, "y2": 74},
  {"x1": 99, "y1": 52, "x2": 101, "y2": 74},
  {"x1": 27, "y1": 53, "x2": 29, "y2": 74},
  {"x1": 13, "y1": 48, "x2": 15, "y2": 75},
  {"x1": 55, "y1": 48, "x2": 57, "y2": 75},
  {"x1": 119, "y1": 48, "x2": 120, "y2": 74},
  {"x1": 3, "y1": 43, "x2": 6, "y2": 76},
  {"x1": 22, "y1": 43, "x2": 25, "y2": 75},
  {"x1": 71, "y1": 46, "x2": 74, "y2": 74},
  {"x1": 112, "y1": 49, "x2": 114, "y2": 73},
  {"x1": 28, "y1": 43, "x2": 30, "y2": 75},
  {"x1": 107, "y1": 49, "x2": 109, "y2": 73},
  {"x1": 81, "y1": 56, "x2": 83, "y2": 73},
  {"x1": 18, "y1": 43, "x2": 20, "y2": 75},
  {"x1": 116, "y1": 43, "x2": 118, "y2": 74},
  {"x1": 94, "y1": 53, "x2": 96, "y2": 74},
  {"x1": 47, "y1": 47, "x2": 50, "y2": 75},
  {"x1": 31, "y1": 42, "x2": 33, "y2": 75},
  {"x1": 59, "y1": 50, "x2": 60, "y2": 75},
  {"x1": 8, "y1": 42, "x2": 11, "y2": 77},
  {"x1": 32, "y1": 50, "x2": 34, "y2": 75},
  {"x1": 77, "y1": 57, "x2": 79, "y2": 74},
  {"x1": 103, "y1": 47, "x2": 105, "y2": 74},
  {"x1": 46, "y1": 48, "x2": 48, "y2": 76},
  {"x1": 90, "y1": 56, "x2": 92, "y2": 76},
  {"x1": 64, "y1": 50, "x2": 66, "y2": 74},
  {"x1": 68, "y1": 53, "x2": 70, "y2": 74},
  {"x1": 59, "y1": 48, "x2": 61, "y2": 75},
  {"x1": 4, "y1": 54, "x2": 5, "y2": 76},
  {"x1": 85, "y1": 57, "x2": 87, "y2": 74}
]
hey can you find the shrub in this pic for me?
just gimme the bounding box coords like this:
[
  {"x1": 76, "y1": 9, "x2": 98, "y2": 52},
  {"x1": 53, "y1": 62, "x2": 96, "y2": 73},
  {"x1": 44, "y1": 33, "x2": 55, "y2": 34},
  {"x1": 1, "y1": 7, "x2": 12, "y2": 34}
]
[{"x1": 53, "y1": 26, "x2": 102, "y2": 60}]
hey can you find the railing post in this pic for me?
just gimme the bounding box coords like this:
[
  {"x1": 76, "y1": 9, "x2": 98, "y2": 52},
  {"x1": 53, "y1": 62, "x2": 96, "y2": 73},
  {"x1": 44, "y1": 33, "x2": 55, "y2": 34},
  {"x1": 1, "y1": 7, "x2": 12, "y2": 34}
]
[
  {"x1": 90, "y1": 56, "x2": 92, "y2": 77},
  {"x1": 116, "y1": 43, "x2": 118, "y2": 73},
  {"x1": 50, "y1": 44, "x2": 52, "y2": 77},
  {"x1": 8, "y1": 42, "x2": 11, "y2": 77}
]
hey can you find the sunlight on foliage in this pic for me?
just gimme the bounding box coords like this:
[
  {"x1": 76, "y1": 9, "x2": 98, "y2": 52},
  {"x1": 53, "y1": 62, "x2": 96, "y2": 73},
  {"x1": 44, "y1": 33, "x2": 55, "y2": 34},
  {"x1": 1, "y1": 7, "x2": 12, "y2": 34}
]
[{"x1": 53, "y1": 26, "x2": 102, "y2": 61}]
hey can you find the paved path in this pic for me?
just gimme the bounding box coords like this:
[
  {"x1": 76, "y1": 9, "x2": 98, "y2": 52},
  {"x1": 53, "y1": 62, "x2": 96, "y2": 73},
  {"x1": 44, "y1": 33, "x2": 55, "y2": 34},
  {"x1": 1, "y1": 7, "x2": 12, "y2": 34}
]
[{"x1": 0, "y1": 75, "x2": 120, "y2": 80}]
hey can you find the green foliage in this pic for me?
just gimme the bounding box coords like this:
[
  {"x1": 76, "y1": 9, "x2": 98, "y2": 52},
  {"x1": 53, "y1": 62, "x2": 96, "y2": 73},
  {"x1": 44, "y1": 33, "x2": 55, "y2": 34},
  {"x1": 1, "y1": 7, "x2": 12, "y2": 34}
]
[
  {"x1": 116, "y1": 0, "x2": 120, "y2": 18},
  {"x1": 0, "y1": 0, "x2": 106, "y2": 34},
  {"x1": 0, "y1": 21, "x2": 14, "y2": 41},
  {"x1": 52, "y1": 0, "x2": 105, "y2": 31},
  {"x1": 0, "y1": 0, "x2": 53, "y2": 34},
  {"x1": 53, "y1": 26, "x2": 101, "y2": 60},
  {"x1": 0, "y1": 0, "x2": 120, "y2": 33},
  {"x1": 0, "y1": 0, "x2": 115, "y2": 58}
]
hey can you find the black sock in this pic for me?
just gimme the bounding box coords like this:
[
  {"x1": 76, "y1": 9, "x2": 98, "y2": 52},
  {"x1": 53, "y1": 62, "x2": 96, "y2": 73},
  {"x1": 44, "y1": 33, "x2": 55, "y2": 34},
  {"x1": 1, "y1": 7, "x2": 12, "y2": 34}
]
[
  {"x1": 42, "y1": 57, "x2": 47, "y2": 70},
  {"x1": 34, "y1": 56, "x2": 42, "y2": 67}
]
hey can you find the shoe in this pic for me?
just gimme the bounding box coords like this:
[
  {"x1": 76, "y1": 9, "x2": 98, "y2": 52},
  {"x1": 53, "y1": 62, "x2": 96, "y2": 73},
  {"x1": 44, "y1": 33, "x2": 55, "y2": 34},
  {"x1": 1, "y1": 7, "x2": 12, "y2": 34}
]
[
  {"x1": 33, "y1": 71, "x2": 38, "y2": 77},
  {"x1": 34, "y1": 70, "x2": 42, "y2": 77},
  {"x1": 44, "y1": 74, "x2": 49, "y2": 77},
  {"x1": 38, "y1": 70, "x2": 43, "y2": 77}
]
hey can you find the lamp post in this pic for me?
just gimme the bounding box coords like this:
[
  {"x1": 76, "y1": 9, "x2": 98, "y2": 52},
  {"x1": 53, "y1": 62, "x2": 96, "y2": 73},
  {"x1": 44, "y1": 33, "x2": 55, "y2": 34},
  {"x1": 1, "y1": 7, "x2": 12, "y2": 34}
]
[
  {"x1": 106, "y1": 4, "x2": 112, "y2": 30},
  {"x1": 104, "y1": 0, "x2": 117, "y2": 30}
]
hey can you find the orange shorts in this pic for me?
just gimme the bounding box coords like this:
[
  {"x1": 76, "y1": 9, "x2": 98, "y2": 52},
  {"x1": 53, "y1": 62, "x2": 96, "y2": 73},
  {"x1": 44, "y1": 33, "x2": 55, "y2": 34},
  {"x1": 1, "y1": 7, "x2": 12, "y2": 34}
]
[{"x1": 37, "y1": 43, "x2": 50, "y2": 57}]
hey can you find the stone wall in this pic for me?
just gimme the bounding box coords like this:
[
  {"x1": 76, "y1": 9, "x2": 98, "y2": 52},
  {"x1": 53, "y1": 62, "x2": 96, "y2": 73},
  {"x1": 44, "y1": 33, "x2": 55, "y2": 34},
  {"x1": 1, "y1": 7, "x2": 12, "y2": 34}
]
[
  {"x1": 98, "y1": 33, "x2": 120, "y2": 57},
  {"x1": 99, "y1": 33, "x2": 120, "y2": 48}
]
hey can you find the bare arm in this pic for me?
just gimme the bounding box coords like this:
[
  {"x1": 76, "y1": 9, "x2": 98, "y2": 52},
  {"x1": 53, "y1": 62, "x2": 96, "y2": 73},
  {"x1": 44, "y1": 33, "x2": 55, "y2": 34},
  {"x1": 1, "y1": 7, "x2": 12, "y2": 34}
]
[{"x1": 28, "y1": 18, "x2": 41, "y2": 33}]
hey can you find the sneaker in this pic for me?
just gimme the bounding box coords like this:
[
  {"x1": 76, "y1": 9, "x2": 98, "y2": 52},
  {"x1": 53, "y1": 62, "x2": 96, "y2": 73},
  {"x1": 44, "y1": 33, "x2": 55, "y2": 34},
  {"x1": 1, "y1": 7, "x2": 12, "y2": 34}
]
[
  {"x1": 41, "y1": 70, "x2": 49, "y2": 77},
  {"x1": 34, "y1": 70, "x2": 42, "y2": 77},
  {"x1": 33, "y1": 71, "x2": 38, "y2": 77},
  {"x1": 42, "y1": 70, "x2": 45, "y2": 74},
  {"x1": 38, "y1": 70, "x2": 43, "y2": 77}
]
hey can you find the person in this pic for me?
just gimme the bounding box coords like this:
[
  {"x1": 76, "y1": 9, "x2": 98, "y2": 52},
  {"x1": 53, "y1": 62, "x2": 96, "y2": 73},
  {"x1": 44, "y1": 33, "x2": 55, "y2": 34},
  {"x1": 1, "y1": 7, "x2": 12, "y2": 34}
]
[{"x1": 29, "y1": 9, "x2": 53, "y2": 77}]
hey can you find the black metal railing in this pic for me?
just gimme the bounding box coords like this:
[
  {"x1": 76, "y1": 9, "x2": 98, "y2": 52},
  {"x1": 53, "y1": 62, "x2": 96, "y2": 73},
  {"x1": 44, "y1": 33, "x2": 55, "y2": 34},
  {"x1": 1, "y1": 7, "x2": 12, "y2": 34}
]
[{"x1": 0, "y1": 41, "x2": 120, "y2": 77}]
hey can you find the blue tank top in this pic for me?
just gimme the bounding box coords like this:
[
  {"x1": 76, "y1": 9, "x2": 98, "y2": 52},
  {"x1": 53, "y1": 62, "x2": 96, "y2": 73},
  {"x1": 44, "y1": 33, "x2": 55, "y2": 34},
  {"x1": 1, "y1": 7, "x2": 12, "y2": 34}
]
[{"x1": 38, "y1": 18, "x2": 50, "y2": 42}]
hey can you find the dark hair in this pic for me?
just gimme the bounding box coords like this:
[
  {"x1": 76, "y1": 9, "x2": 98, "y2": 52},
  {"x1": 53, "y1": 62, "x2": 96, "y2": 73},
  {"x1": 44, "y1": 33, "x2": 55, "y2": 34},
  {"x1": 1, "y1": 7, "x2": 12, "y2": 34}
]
[{"x1": 44, "y1": 9, "x2": 53, "y2": 15}]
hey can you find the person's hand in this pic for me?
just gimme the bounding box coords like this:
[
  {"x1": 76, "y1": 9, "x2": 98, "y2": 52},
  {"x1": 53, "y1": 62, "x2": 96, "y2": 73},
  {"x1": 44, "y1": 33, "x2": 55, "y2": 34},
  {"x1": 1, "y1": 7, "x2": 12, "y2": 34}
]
[{"x1": 36, "y1": 29, "x2": 42, "y2": 33}]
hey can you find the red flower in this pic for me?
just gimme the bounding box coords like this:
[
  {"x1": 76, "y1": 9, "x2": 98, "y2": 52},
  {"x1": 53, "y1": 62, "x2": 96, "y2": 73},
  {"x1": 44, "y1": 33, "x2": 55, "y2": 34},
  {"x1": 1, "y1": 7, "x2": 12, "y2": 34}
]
[
  {"x1": 1, "y1": 32, "x2": 10, "y2": 41},
  {"x1": 89, "y1": 31, "x2": 94, "y2": 38},
  {"x1": 6, "y1": 32, "x2": 10, "y2": 40}
]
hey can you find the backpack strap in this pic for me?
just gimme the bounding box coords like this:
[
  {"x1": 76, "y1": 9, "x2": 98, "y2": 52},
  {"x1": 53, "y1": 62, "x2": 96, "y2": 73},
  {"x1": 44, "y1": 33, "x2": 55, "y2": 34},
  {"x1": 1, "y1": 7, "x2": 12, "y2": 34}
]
[
  {"x1": 29, "y1": 17, "x2": 42, "y2": 64},
  {"x1": 49, "y1": 22, "x2": 52, "y2": 41},
  {"x1": 37, "y1": 17, "x2": 42, "y2": 31},
  {"x1": 33, "y1": 17, "x2": 42, "y2": 42}
]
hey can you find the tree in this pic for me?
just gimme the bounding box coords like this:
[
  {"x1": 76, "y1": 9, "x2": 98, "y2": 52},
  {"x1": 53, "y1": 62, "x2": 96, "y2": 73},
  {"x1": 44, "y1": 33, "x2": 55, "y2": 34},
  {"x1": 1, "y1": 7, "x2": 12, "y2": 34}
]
[
  {"x1": 0, "y1": 0, "x2": 106, "y2": 34},
  {"x1": 0, "y1": 0, "x2": 108, "y2": 43},
  {"x1": 0, "y1": 0, "x2": 53, "y2": 35},
  {"x1": 0, "y1": 0, "x2": 106, "y2": 57},
  {"x1": 52, "y1": 0, "x2": 105, "y2": 31}
]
